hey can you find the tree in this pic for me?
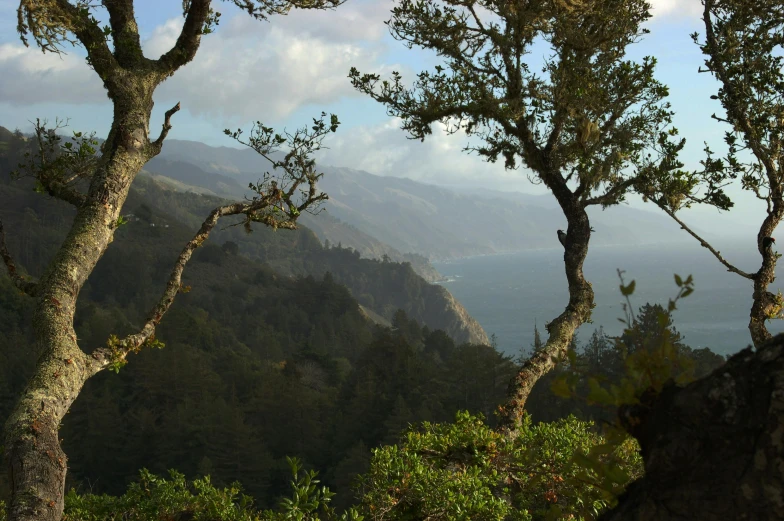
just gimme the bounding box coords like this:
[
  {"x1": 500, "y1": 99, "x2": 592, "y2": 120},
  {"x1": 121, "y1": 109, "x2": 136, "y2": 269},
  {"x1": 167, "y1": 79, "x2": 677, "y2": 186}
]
[
  {"x1": 0, "y1": 1, "x2": 341, "y2": 519},
  {"x1": 636, "y1": 0, "x2": 784, "y2": 348},
  {"x1": 350, "y1": 0, "x2": 684, "y2": 427}
]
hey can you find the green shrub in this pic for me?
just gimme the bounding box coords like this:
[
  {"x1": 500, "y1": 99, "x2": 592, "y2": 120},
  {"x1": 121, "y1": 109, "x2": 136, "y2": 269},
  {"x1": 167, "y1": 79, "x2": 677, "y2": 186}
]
[
  {"x1": 61, "y1": 458, "x2": 362, "y2": 521},
  {"x1": 355, "y1": 411, "x2": 642, "y2": 521},
  {"x1": 62, "y1": 469, "x2": 257, "y2": 521}
]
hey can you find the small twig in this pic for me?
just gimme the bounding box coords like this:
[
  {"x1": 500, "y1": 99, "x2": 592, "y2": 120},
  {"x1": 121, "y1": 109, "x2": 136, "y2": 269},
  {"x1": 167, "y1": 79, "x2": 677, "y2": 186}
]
[
  {"x1": 657, "y1": 202, "x2": 754, "y2": 279},
  {"x1": 151, "y1": 102, "x2": 181, "y2": 152},
  {"x1": 0, "y1": 218, "x2": 38, "y2": 296}
]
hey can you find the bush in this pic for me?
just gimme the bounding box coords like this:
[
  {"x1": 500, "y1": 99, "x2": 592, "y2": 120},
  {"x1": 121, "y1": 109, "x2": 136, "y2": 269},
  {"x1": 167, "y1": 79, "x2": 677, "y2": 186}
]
[
  {"x1": 62, "y1": 469, "x2": 257, "y2": 521},
  {"x1": 60, "y1": 458, "x2": 363, "y2": 521},
  {"x1": 355, "y1": 411, "x2": 642, "y2": 521}
]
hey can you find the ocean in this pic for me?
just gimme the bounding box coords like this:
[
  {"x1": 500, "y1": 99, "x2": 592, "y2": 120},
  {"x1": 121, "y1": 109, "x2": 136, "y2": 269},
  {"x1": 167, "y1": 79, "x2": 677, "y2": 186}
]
[{"x1": 433, "y1": 241, "x2": 784, "y2": 358}]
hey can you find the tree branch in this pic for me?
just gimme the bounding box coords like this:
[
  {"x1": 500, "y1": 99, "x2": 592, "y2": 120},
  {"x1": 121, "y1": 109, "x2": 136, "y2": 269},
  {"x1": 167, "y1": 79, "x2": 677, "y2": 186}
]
[
  {"x1": 155, "y1": 0, "x2": 211, "y2": 76},
  {"x1": 89, "y1": 197, "x2": 279, "y2": 369},
  {"x1": 583, "y1": 177, "x2": 637, "y2": 207},
  {"x1": 702, "y1": 0, "x2": 780, "y2": 192},
  {"x1": 0, "y1": 218, "x2": 38, "y2": 296},
  {"x1": 148, "y1": 102, "x2": 181, "y2": 155},
  {"x1": 657, "y1": 202, "x2": 754, "y2": 279},
  {"x1": 88, "y1": 105, "x2": 332, "y2": 370},
  {"x1": 103, "y1": 0, "x2": 144, "y2": 66}
]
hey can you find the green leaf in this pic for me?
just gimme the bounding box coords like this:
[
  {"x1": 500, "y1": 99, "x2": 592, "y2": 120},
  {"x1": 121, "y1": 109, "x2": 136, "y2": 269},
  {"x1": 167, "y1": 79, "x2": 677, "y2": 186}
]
[{"x1": 620, "y1": 280, "x2": 636, "y2": 296}]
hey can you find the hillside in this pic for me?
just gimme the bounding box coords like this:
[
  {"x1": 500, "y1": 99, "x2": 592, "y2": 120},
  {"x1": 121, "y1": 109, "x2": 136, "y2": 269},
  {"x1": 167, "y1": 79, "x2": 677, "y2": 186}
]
[
  {"x1": 0, "y1": 125, "x2": 483, "y2": 344},
  {"x1": 0, "y1": 180, "x2": 514, "y2": 509},
  {"x1": 130, "y1": 173, "x2": 487, "y2": 344},
  {"x1": 148, "y1": 138, "x2": 695, "y2": 260}
]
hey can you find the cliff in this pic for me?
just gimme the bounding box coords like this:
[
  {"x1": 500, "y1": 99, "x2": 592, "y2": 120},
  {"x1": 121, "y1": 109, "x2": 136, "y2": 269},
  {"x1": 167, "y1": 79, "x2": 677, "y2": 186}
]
[{"x1": 423, "y1": 284, "x2": 489, "y2": 345}]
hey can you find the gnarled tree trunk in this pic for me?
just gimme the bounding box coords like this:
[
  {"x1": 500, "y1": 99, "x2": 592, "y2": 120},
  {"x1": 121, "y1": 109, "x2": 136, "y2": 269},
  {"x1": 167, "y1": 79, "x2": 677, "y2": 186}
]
[
  {"x1": 498, "y1": 194, "x2": 595, "y2": 429},
  {"x1": 4, "y1": 84, "x2": 164, "y2": 520}
]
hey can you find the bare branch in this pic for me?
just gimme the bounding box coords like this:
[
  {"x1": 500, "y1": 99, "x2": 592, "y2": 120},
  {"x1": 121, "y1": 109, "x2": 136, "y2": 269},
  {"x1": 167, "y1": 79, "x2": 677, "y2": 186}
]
[
  {"x1": 657, "y1": 202, "x2": 754, "y2": 280},
  {"x1": 0, "y1": 219, "x2": 38, "y2": 296},
  {"x1": 149, "y1": 102, "x2": 181, "y2": 155}
]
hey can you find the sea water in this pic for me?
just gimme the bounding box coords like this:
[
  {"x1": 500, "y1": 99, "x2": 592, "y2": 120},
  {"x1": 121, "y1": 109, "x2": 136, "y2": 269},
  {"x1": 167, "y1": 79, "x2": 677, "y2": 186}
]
[{"x1": 433, "y1": 241, "x2": 784, "y2": 358}]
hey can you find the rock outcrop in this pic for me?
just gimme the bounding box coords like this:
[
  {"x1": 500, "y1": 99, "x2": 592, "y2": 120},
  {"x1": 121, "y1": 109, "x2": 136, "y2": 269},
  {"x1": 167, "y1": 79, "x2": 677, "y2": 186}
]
[{"x1": 600, "y1": 334, "x2": 784, "y2": 521}]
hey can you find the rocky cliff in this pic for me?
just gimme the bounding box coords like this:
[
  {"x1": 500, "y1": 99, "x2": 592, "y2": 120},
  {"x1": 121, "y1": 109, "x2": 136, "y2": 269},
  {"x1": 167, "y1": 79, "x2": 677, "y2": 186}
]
[{"x1": 422, "y1": 284, "x2": 489, "y2": 345}]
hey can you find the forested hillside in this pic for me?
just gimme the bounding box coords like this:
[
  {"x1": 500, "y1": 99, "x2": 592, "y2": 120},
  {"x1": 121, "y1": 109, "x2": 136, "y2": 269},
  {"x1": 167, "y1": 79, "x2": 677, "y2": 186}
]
[
  {"x1": 0, "y1": 173, "x2": 514, "y2": 509},
  {"x1": 0, "y1": 128, "x2": 485, "y2": 345},
  {"x1": 4, "y1": 0, "x2": 781, "y2": 517},
  {"x1": 0, "y1": 130, "x2": 730, "y2": 519}
]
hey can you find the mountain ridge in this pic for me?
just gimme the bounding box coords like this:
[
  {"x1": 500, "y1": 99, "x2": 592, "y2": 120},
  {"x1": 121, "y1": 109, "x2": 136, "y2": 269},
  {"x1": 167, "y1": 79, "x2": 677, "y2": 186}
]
[{"x1": 151, "y1": 138, "x2": 698, "y2": 261}]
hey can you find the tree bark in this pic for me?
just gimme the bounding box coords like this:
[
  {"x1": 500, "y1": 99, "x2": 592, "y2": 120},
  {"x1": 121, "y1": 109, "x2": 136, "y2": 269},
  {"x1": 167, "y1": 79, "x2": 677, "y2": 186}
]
[
  {"x1": 497, "y1": 197, "x2": 594, "y2": 429},
  {"x1": 748, "y1": 208, "x2": 784, "y2": 348},
  {"x1": 3, "y1": 73, "x2": 162, "y2": 521},
  {"x1": 600, "y1": 333, "x2": 784, "y2": 521}
]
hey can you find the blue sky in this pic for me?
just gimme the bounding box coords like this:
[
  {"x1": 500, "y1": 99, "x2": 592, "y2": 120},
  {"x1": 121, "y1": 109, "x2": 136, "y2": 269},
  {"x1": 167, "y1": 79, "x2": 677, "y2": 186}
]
[{"x1": 0, "y1": 0, "x2": 773, "y2": 235}]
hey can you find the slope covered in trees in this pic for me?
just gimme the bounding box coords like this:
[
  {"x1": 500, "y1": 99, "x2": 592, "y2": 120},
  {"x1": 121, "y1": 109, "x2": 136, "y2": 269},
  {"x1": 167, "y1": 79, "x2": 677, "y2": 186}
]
[
  {"x1": 0, "y1": 128, "x2": 486, "y2": 345},
  {"x1": 0, "y1": 173, "x2": 515, "y2": 510},
  {"x1": 125, "y1": 170, "x2": 489, "y2": 345}
]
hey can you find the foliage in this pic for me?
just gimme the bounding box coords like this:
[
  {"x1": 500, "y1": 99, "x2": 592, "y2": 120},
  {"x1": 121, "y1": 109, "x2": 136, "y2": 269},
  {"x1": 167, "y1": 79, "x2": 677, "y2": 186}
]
[
  {"x1": 632, "y1": 0, "x2": 784, "y2": 346},
  {"x1": 52, "y1": 459, "x2": 361, "y2": 521},
  {"x1": 639, "y1": 0, "x2": 784, "y2": 212},
  {"x1": 355, "y1": 411, "x2": 642, "y2": 521},
  {"x1": 551, "y1": 272, "x2": 707, "y2": 412},
  {"x1": 62, "y1": 469, "x2": 257, "y2": 521},
  {"x1": 259, "y1": 457, "x2": 363, "y2": 521},
  {"x1": 538, "y1": 272, "x2": 724, "y2": 506},
  {"x1": 349, "y1": 0, "x2": 684, "y2": 208}
]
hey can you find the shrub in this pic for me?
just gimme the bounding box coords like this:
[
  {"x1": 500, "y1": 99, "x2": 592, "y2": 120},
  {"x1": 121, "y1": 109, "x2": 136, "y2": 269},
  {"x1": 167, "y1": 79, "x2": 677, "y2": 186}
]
[{"x1": 355, "y1": 411, "x2": 642, "y2": 521}]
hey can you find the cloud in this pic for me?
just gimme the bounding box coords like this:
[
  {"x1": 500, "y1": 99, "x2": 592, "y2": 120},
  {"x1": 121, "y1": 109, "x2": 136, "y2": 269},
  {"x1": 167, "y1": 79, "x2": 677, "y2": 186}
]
[
  {"x1": 316, "y1": 118, "x2": 544, "y2": 193},
  {"x1": 229, "y1": 0, "x2": 390, "y2": 43},
  {"x1": 648, "y1": 0, "x2": 703, "y2": 20},
  {"x1": 0, "y1": 43, "x2": 105, "y2": 105},
  {"x1": 145, "y1": 14, "x2": 388, "y2": 123},
  {"x1": 1, "y1": 2, "x2": 392, "y2": 121},
  {"x1": 144, "y1": 13, "x2": 392, "y2": 121}
]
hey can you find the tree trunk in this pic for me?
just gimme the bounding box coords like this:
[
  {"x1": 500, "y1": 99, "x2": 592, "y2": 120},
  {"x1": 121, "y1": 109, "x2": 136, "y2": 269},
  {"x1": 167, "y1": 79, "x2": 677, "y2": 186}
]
[
  {"x1": 600, "y1": 333, "x2": 784, "y2": 521},
  {"x1": 749, "y1": 212, "x2": 783, "y2": 348},
  {"x1": 3, "y1": 85, "x2": 158, "y2": 521},
  {"x1": 498, "y1": 201, "x2": 594, "y2": 429}
]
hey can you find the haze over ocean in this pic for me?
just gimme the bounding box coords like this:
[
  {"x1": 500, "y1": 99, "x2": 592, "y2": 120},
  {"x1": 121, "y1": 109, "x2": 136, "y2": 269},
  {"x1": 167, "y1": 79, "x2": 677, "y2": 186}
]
[{"x1": 434, "y1": 241, "x2": 784, "y2": 358}]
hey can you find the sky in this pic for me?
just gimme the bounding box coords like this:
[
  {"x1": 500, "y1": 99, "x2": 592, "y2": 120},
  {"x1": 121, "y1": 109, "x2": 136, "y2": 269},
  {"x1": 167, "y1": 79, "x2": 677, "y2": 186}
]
[{"x1": 0, "y1": 0, "x2": 775, "y2": 236}]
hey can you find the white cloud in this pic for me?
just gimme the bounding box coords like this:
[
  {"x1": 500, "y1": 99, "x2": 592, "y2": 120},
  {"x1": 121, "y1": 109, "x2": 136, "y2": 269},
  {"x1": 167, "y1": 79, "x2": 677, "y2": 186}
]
[
  {"x1": 316, "y1": 118, "x2": 545, "y2": 193},
  {"x1": 1, "y1": 3, "x2": 391, "y2": 121},
  {"x1": 145, "y1": 14, "x2": 387, "y2": 123},
  {"x1": 0, "y1": 43, "x2": 105, "y2": 105},
  {"x1": 648, "y1": 0, "x2": 703, "y2": 20},
  {"x1": 230, "y1": 0, "x2": 390, "y2": 43},
  {"x1": 143, "y1": 17, "x2": 183, "y2": 59}
]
